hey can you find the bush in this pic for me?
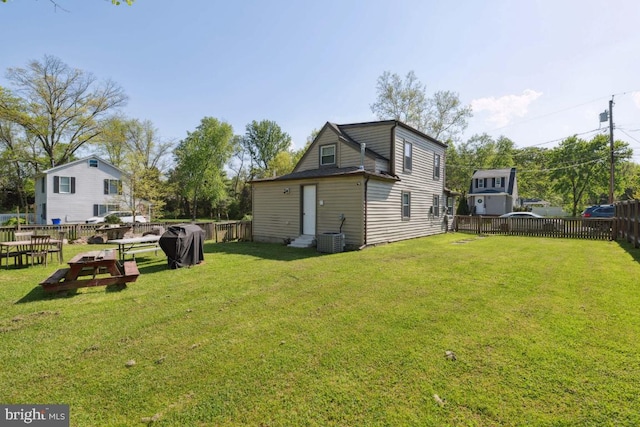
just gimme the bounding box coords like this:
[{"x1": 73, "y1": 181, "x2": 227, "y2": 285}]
[
  {"x1": 2, "y1": 217, "x2": 26, "y2": 226},
  {"x1": 104, "y1": 214, "x2": 122, "y2": 224}
]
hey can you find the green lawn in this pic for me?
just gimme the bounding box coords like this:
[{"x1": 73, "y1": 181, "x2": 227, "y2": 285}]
[{"x1": 1, "y1": 234, "x2": 639, "y2": 426}]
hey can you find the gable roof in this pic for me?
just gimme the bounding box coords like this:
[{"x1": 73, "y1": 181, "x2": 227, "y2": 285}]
[
  {"x1": 471, "y1": 168, "x2": 514, "y2": 179},
  {"x1": 42, "y1": 155, "x2": 123, "y2": 175},
  {"x1": 338, "y1": 119, "x2": 447, "y2": 149}
]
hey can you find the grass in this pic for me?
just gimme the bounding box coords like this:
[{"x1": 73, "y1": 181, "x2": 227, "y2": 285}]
[{"x1": 1, "y1": 234, "x2": 639, "y2": 426}]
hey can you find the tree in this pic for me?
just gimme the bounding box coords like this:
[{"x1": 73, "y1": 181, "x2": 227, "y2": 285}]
[
  {"x1": 242, "y1": 120, "x2": 292, "y2": 175},
  {"x1": 0, "y1": 55, "x2": 127, "y2": 168},
  {"x1": 548, "y1": 134, "x2": 631, "y2": 216},
  {"x1": 370, "y1": 70, "x2": 472, "y2": 142},
  {"x1": 173, "y1": 117, "x2": 234, "y2": 221}
]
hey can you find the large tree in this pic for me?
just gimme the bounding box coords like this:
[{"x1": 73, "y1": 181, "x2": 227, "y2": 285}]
[
  {"x1": 548, "y1": 134, "x2": 632, "y2": 216},
  {"x1": 242, "y1": 120, "x2": 291, "y2": 175},
  {"x1": 0, "y1": 55, "x2": 127, "y2": 169},
  {"x1": 173, "y1": 117, "x2": 234, "y2": 220},
  {"x1": 370, "y1": 71, "x2": 472, "y2": 142}
]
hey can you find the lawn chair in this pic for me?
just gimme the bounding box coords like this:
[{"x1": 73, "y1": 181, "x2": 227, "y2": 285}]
[
  {"x1": 47, "y1": 231, "x2": 65, "y2": 263},
  {"x1": 26, "y1": 235, "x2": 51, "y2": 267}
]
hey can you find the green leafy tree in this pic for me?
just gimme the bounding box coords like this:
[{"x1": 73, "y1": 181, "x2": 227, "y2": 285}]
[
  {"x1": 173, "y1": 117, "x2": 234, "y2": 221},
  {"x1": 0, "y1": 55, "x2": 127, "y2": 168},
  {"x1": 370, "y1": 70, "x2": 472, "y2": 142},
  {"x1": 243, "y1": 120, "x2": 292, "y2": 175},
  {"x1": 549, "y1": 134, "x2": 631, "y2": 216}
]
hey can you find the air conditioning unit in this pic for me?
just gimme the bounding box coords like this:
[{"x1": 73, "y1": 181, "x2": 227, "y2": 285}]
[{"x1": 317, "y1": 232, "x2": 345, "y2": 253}]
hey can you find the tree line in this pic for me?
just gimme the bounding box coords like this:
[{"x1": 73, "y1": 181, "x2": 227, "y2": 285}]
[{"x1": 0, "y1": 56, "x2": 637, "y2": 222}]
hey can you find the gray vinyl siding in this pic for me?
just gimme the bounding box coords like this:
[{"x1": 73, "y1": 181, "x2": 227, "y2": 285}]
[
  {"x1": 252, "y1": 181, "x2": 302, "y2": 243},
  {"x1": 36, "y1": 157, "x2": 125, "y2": 225},
  {"x1": 364, "y1": 127, "x2": 447, "y2": 244},
  {"x1": 339, "y1": 141, "x2": 376, "y2": 170},
  {"x1": 340, "y1": 122, "x2": 393, "y2": 159},
  {"x1": 296, "y1": 131, "x2": 340, "y2": 172},
  {"x1": 252, "y1": 176, "x2": 365, "y2": 247}
]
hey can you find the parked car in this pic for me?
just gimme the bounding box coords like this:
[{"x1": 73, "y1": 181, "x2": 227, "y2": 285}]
[
  {"x1": 498, "y1": 211, "x2": 559, "y2": 231},
  {"x1": 581, "y1": 204, "x2": 614, "y2": 218},
  {"x1": 85, "y1": 211, "x2": 147, "y2": 224}
]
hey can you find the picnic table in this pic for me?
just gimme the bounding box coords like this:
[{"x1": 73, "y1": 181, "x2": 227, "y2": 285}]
[
  {"x1": 0, "y1": 238, "x2": 63, "y2": 268},
  {"x1": 107, "y1": 235, "x2": 162, "y2": 262},
  {"x1": 39, "y1": 250, "x2": 139, "y2": 293}
]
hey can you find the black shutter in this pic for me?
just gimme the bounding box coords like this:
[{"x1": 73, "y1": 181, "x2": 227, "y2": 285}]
[
  {"x1": 94, "y1": 204, "x2": 99, "y2": 216},
  {"x1": 71, "y1": 177, "x2": 76, "y2": 194},
  {"x1": 492, "y1": 178, "x2": 496, "y2": 187},
  {"x1": 53, "y1": 176, "x2": 59, "y2": 193},
  {"x1": 484, "y1": 178, "x2": 488, "y2": 188},
  {"x1": 104, "y1": 179, "x2": 109, "y2": 195}
]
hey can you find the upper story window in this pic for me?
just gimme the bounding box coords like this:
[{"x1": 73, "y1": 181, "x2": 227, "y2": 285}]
[
  {"x1": 104, "y1": 179, "x2": 122, "y2": 195},
  {"x1": 433, "y1": 154, "x2": 441, "y2": 180},
  {"x1": 476, "y1": 178, "x2": 485, "y2": 189},
  {"x1": 494, "y1": 177, "x2": 504, "y2": 187},
  {"x1": 320, "y1": 144, "x2": 336, "y2": 166},
  {"x1": 88, "y1": 159, "x2": 99, "y2": 168},
  {"x1": 404, "y1": 141, "x2": 412, "y2": 172},
  {"x1": 53, "y1": 176, "x2": 75, "y2": 194}
]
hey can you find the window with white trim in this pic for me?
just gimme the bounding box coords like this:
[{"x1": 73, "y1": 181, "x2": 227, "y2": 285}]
[
  {"x1": 402, "y1": 191, "x2": 411, "y2": 219},
  {"x1": 404, "y1": 141, "x2": 412, "y2": 172},
  {"x1": 433, "y1": 154, "x2": 441, "y2": 179},
  {"x1": 53, "y1": 176, "x2": 75, "y2": 194},
  {"x1": 433, "y1": 195, "x2": 440, "y2": 217},
  {"x1": 320, "y1": 144, "x2": 336, "y2": 166},
  {"x1": 104, "y1": 179, "x2": 122, "y2": 195}
]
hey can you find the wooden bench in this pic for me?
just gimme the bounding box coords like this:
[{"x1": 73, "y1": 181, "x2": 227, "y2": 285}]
[
  {"x1": 123, "y1": 260, "x2": 140, "y2": 277},
  {"x1": 40, "y1": 268, "x2": 70, "y2": 286},
  {"x1": 122, "y1": 245, "x2": 159, "y2": 259}
]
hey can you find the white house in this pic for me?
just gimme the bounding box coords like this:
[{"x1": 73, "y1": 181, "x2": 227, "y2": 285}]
[{"x1": 34, "y1": 155, "x2": 134, "y2": 225}]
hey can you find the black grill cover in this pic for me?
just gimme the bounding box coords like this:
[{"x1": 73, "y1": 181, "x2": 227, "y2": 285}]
[{"x1": 159, "y1": 224, "x2": 205, "y2": 269}]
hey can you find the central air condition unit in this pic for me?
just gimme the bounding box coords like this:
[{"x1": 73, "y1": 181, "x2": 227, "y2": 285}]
[{"x1": 317, "y1": 232, "x2": 345, "y2": 253}]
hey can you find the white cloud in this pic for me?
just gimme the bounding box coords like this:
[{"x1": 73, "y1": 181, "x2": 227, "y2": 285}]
[
  {"x1": 632, "y1": 91, "x2": 640, "y2": 109},
  {"x1": 471, "y1": 89, "x2": 543, "y2": 128}
]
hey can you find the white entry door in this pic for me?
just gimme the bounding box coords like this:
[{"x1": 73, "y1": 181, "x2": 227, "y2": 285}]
[{"x1": 302, "y1": 185, "x2": 316, "y2": 235}]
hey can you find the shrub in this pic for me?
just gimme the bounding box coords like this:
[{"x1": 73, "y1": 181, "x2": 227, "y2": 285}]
[
  {"x1": 104, "y1": 214, "x2": 122, "y2": 224},
  {"x1": 2, "y1": 217, "x2": 26, "y2": 226}
]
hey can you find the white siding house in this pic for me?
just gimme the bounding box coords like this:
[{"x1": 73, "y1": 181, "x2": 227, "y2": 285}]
[
  {"x1": 251, "y1": 120, "x2": 449, "y2": 249},
  {"x1": 34, "y1": 156, "x2": 131, "y2": 225}
]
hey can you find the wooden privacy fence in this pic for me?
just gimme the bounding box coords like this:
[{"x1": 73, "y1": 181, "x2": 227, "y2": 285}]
[
  {"x1": 454, "y1": 216, "x2": 614, "y2": 240},
  {"x1": 615, "y1": 200, "x2": 640, "y2": 247},
  {"x1": 0, "y1": 221, "x2": 252, "y2": 243}
]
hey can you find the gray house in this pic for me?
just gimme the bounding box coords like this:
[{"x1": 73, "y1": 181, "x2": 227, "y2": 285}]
[
  {"x1": 251, "y1": 120, "x2": 452, "y2": 249},
  {"x1": 34, "y1": 155, "x2": 132, "y2": 225},
  {"x1": 467, "y1": 168, "x2": 518, "y2": 215}
]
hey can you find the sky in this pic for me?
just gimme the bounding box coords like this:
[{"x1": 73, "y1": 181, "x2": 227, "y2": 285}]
[{"x1": 2, "y1": 0, "x2": 640, "y2": 162}]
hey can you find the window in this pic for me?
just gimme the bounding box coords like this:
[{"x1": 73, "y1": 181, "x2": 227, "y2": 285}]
[
  {"x1": 404, "y1": 141, "x2": 412, "y2": 172},
  {"x1": 433, "y1": 154, "x2": 441, "y2": 179},
  {"x1": 402, "y1": 191, "x2": 411, "y2": 219},
  {"x1": 104, "y1": 179, "x2": 122, "y2": 195},
  {"x1": 88, "y1": 159, "x2": 98, "y2": 168},
  {"x1": 433, "y1": 195, "x2": 440, "y2": 217},
  {"x1": 494, "y1": 177, "x2": 504, "y2": 187},
  {"x1": 447, "y1": 196, "x2": 454, "y2": 215},
  {"x1": 476, "y1": 178, "x2": 484, "y2": 189},
  {"x1": 320, "y1": 144, "x2": 336, "y2": 166},
  {"x1": 53, "y1": 176, "x2": 75, "y2": 194}
]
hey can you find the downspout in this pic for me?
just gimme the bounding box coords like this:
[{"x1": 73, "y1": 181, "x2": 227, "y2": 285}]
[{"x1": 361, "y1": 174, "x2": 370, "y2": 249}]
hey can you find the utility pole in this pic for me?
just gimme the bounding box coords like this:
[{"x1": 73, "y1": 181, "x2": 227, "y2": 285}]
[{"x1": 608, "y1": 97, "x2": 615, "y2": 203}]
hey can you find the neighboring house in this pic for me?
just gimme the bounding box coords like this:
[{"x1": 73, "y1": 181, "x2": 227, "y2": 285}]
[
  {"x1": 34, "y1": 155, "x2": 134, "y2": 225},
  {"x1": 251, "y1": 120, "x2": 454, "y2": 249},
  {"x1": 467, "y1": 168, "x2": 518, "y2": 215}
]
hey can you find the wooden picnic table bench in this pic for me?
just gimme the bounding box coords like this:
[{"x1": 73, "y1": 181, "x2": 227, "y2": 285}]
[
  {"x1": 107, "y1": 235, "x2": 162, "y2": 262},
  {"x1": 39, "y1": 250, "x2": 139, "y2": 293}
]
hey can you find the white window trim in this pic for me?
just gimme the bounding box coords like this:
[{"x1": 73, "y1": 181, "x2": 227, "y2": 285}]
[
  {"x1": 320, "y1": 144, "x2": 336, "y2": 166},
  {"x1": 59, "y1": 176, "x2": 71, "y2": 194}
]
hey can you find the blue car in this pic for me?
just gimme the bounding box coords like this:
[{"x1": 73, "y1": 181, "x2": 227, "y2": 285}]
[{"x1": 581, "y1": 205, "x2": 614, "y2": 218}]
